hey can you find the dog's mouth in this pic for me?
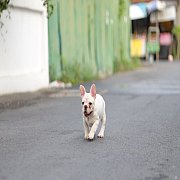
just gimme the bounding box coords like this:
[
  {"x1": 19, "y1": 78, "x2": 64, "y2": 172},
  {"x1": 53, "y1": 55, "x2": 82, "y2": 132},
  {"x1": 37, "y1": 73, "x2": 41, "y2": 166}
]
[{"x1": 84, "y1": 111, "x2": 93, "y2": 117}]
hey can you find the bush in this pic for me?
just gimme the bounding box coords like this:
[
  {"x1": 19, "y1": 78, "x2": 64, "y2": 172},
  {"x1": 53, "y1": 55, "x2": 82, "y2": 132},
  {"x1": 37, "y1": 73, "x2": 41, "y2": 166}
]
[
  {"x1": 60, "y1": 61, "x2": 97, "y2": 85},
  {"x1": 172, "y1": 26, "x2": 180, "y2": 59},
  {"x1": 114, "y1": 57, "x2": 140, "y2": 72}
]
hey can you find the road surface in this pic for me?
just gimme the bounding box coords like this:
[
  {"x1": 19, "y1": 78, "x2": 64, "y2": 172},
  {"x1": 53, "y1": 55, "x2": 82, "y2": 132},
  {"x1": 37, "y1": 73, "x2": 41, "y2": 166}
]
[{"x1": 0, "y1": 61, "x2": 180, "y2": 180}]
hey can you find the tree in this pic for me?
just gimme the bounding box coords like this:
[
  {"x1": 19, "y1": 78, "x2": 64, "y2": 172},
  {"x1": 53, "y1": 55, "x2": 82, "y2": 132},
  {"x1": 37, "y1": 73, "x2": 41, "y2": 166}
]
[
  {"x1": 0, "y1": 0, "x2": 9, "y2": 18},
  {"x1": 172, "y1": 26, "x2": 180, "y2": 59}
]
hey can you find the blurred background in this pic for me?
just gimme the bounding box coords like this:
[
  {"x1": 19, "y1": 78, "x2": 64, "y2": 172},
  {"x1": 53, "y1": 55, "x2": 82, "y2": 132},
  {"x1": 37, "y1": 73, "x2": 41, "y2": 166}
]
[{"x1": 0, "y1": 0, "x2": 180, "y2": 95}]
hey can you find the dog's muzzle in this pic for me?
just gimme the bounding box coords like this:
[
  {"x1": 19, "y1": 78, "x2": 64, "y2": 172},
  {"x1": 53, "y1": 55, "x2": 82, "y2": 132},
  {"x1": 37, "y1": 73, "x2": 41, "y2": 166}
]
[
  {"x1": 84, "y1": 110, "x2": 93, "y2": 117},
  {"x1": 83, "y1": 104, "x2": 93, "y2": 117}
]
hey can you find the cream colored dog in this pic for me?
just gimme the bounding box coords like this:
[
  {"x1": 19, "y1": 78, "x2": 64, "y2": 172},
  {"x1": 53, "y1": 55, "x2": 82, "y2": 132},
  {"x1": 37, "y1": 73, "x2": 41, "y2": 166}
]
[{"x1": 80, "y1": 84, "x2": 106, "y2": 141}]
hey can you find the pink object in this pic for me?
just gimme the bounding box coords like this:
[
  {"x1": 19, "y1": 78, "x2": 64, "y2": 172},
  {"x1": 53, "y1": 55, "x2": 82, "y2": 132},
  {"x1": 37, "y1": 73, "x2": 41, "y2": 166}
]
[{"x1": 160, "y1": 33, "x2": 172, "y2": 46}]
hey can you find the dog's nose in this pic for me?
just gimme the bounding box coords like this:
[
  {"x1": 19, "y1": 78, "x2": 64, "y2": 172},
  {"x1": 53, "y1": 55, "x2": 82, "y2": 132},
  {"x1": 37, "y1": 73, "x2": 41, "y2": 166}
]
[{"x1": 84, "y1": 105, "x2": 88, "y2": 110}]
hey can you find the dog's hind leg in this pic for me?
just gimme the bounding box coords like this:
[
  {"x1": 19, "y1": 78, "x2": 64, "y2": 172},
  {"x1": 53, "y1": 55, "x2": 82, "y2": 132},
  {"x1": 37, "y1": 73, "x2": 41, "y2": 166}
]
[{"x1": 98, "y1": 112, "x2": 106, "y2": 138}]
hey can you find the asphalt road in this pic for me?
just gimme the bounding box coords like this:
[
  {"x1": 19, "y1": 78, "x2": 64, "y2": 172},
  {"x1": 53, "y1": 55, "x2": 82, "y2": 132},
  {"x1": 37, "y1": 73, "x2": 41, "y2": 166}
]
[{"x1": 0, "y1": 61, "x2": 180, "y2": 180}]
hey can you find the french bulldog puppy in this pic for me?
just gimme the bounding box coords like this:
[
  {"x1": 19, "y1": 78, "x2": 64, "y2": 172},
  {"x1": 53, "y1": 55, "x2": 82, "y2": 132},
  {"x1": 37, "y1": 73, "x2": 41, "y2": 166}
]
[{"x1": 80, "y1": 84, "x2": 106, "y2": 141}]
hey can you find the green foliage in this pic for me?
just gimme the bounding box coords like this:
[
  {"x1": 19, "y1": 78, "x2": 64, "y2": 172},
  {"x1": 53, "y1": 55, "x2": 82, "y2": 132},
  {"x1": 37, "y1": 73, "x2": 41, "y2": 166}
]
[
  {"x1": 0, "y1": 0, "x2": 9, "y2": 17},
  {"x1": 42, "y1": 0, "x2": 54, "y2": 18},
  {"x1": 114, "y1": 57, "x2": 140, "y2": 73},
  {"x1": 60, "y1": 61, "x2": 97, "y2": 85},
  {"x1": 0, "y1": 0, "x2": 10, "y2": 31},
  {"x1": 49, "y1": 63, "x2": 60, "y2": 82},
  {"x1": 0, "y1": 0, "x2": 53, "y2": 18},
  {"x1": 172, "y1": 26, "x2": 180, "y2": 59},
  {"x1": 172, "y1": 26, "x2": 180, "y2": 37}
]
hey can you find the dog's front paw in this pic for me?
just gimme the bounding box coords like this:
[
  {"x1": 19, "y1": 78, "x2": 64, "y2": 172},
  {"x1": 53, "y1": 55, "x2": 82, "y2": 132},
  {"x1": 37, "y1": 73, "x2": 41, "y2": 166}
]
[
  {"x1": 84, "y1": 134, "x2": 89, "y2": 140},
  {"x1": 98, "y1": 132, "x2": 104, "y2": 138},
  {"x1": 88, "y1": 133, "x2": 94, "y2": 141}
]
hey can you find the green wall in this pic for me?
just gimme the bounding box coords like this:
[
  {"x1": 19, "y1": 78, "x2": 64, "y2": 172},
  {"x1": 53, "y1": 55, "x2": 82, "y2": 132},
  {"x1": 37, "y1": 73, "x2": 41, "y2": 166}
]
[{"x1": 48, "y1": 0, "x2": 130, "y2": 82}]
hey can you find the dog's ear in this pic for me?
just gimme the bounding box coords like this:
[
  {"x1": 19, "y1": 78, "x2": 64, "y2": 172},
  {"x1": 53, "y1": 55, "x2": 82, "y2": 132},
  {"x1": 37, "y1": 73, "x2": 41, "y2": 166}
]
[
  {"x1": 80, "y1": 85, "x2": 86, "y2": 97},
  {"x1": 90, "y1": 84, "x2": 96, "y2": 98}
]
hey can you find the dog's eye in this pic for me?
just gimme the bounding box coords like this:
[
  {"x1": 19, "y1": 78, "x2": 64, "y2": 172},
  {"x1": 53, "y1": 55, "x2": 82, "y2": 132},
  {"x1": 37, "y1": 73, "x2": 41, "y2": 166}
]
[
  {"x1": 82, "y1": 102, "x2": 84, "y2": 105},
  {"x1": 89, "y1": 102, "x2": 92, "y2": 106}
]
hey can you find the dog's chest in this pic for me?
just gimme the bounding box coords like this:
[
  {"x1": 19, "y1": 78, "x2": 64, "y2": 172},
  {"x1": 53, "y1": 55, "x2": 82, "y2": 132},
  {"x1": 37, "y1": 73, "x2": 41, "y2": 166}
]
[{"x1": 85, "y1": 116, "x2": 96, "y2": 127}]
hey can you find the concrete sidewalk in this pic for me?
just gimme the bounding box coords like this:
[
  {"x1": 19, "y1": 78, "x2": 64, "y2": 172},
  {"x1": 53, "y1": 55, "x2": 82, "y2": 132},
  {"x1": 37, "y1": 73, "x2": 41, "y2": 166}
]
[{"x1": 0, "y1": 61, "x2": 178, "y2": 111}]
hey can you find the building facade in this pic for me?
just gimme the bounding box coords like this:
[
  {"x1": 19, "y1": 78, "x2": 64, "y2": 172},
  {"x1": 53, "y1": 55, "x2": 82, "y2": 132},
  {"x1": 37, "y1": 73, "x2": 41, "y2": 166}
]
[{"x1": 130, "y1": 0, "x2": 180, "y2": 60}]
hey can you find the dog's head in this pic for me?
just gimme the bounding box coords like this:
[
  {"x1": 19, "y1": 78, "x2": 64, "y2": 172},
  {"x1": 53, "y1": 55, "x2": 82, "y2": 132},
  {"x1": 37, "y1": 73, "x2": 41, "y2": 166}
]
[{"x1": 80, "y1": 84, "x2": 96, "y2": 117}]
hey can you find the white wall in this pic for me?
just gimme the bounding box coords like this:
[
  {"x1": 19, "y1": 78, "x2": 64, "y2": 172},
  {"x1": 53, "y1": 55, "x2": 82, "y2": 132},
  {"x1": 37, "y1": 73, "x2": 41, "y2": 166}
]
[{"x1": 0, "y1": 0, "x2": 49, "y2": 95}]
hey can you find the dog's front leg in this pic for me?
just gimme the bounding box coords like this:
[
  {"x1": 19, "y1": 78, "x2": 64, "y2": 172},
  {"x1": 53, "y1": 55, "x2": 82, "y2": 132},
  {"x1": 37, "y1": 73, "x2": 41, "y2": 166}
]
[
  {"x1": 98, "y1": 112, "x2": 106, "y2": 138},
  {"x1": 83, "y1": 118, "x2": 89, "y2": 139},
  {"x1": 88, "y1": 119, "x2": 100, "y2": 140}
]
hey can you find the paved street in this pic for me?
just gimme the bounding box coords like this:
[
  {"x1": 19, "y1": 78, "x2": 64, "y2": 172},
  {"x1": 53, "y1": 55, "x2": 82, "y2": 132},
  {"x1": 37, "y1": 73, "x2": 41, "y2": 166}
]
[{"x1": 0, "y1": 61, "x2": 180, "y2": 180}]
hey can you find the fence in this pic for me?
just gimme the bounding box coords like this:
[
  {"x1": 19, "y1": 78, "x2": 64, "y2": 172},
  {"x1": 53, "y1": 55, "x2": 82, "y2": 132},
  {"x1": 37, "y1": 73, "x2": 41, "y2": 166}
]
[{"x1": 48, "y1": 0, "x2": 130, "y2": 83}]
